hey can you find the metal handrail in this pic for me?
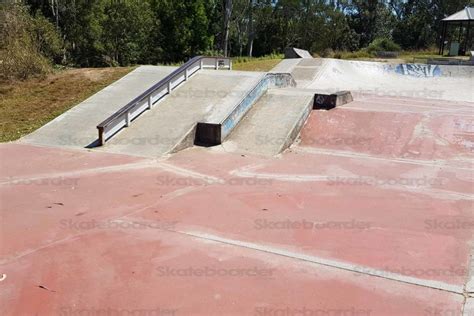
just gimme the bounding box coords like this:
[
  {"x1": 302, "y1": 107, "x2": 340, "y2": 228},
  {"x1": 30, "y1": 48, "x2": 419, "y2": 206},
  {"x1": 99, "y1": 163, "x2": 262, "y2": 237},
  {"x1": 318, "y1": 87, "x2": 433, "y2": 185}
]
[{"x1": 97, "y1": 56, "x2": 232, "y2": 145}]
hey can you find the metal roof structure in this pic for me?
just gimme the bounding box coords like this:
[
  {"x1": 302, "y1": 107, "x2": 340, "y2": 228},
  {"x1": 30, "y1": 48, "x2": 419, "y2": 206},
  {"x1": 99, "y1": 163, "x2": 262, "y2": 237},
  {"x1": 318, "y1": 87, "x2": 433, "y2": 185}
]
[
  {"x1": 439, "y1": 7, "x2": 473, "y2": 55},
  {"x1": 442, "y1": 7, "x2": 474, "y2": 22}
]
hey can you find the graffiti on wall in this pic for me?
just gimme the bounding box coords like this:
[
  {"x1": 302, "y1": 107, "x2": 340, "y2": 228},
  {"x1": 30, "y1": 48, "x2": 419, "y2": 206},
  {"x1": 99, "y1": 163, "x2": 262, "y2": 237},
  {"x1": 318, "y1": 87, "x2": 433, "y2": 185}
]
[{"x1": 385, "y1": 64, "x2": 442, "y2": 78}]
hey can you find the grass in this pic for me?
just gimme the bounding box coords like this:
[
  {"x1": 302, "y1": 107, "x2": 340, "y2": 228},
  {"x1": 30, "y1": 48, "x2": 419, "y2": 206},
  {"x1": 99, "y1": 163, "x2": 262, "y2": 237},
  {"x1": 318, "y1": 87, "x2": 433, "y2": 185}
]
[
  {"x1": 232, "y1": 54, "x2": 283, "y2": 72},
  {"x1": 0, "y1": 67, "x2": 134, "y2": 142},
  {"x1": 324, "y1": 47, "x2": 470, "y2": 64},
  {"x1": 398, "y1": 49, "x2": 470, "y2": 63}
]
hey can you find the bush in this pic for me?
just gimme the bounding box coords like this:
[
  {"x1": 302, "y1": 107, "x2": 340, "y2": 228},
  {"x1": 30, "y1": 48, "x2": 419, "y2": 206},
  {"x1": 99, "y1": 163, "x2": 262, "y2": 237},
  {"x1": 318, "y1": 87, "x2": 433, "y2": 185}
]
[
  {"x1": 319, "y1": 48, "x2": 335, "y2": 58},
  {"x1": 30, "y1": 11, "x2": 63, "y2": 62},
  {"x1": 367, "y1": 38, "x2": 401, "y2": 54},
  {"x1": 341, "y1": 48, "x2": 374, "y2": 59},
  {"x1": 0, "y1": 3, "x2": 62, "y2": 81},
  {"x1": 232, "y1": 53, "x2": 283, "y2": 64}
]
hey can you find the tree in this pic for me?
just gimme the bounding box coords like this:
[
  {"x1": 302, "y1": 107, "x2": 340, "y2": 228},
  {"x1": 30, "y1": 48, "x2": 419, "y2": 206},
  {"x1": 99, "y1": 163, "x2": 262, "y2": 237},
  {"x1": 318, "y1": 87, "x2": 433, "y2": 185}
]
[
  {"x1": 102, "y1": 0, "x2": 153, "y2": 66},
  {"x1": 247, "y1": 0, "x2": 254, "y2": 56},
  {"x1": 222, "y1": 0, "x2": 233, "y2": 56},
  {"x1": 152, "y1": 0, "x2": 214, "y2": 62},
  {"x1": 0, "y1": 2, "x2": 61, "y2": 80}
]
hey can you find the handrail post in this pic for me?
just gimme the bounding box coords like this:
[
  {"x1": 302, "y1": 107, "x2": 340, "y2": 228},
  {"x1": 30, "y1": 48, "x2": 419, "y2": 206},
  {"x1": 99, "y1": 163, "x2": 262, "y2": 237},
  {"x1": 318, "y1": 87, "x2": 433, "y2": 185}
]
[
  {"x1": 168, "y1": 81, "x2": 172, "y2": 94},
  {"x1": 125, "y1": 111, "x2": 130, "y2": 127},
  {"x1": 98, "y1": 128, "x2": 104, "y2": 146},
  {"x1": 147, "y1": 95, "x2": 152, "y2": 109},
  {"x1": 215, "y1": 58, "x2": 219, "y2": 70},
  {"x1": 230, "y1": 60, "x2": 232, "y2": 70},
  {"x1": 200, "y1": 59, "x2": 203, "y2": 69},
  {"x1": 185, "y1": 68, "x2": 188, "y2": 81}
]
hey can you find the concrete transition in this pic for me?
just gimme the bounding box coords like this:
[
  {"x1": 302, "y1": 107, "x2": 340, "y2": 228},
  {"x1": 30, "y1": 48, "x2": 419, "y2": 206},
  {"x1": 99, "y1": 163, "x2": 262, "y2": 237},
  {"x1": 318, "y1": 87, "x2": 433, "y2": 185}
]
[{"x1": 277, "y1": 57, "x2": 473, "y2": 103}]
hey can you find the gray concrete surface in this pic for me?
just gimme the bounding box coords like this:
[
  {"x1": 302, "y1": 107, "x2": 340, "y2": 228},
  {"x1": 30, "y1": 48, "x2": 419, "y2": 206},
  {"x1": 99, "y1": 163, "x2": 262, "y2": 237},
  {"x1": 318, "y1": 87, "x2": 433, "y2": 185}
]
[
  {"x1": 97, "y1": 70, "x2": 264, "y2": 157},
  {"x1": 223, "y1": 89, "x2": 313, "y2": 156},
  {"x1": 271, "y1": 58, "x2": 324, "y2": 88},
  {"x1": 22, "y1": 66, "x2": 177, "y2": 149},
  {"x1": 273, "y1": 58, "x2": 474, "y2": 102}
]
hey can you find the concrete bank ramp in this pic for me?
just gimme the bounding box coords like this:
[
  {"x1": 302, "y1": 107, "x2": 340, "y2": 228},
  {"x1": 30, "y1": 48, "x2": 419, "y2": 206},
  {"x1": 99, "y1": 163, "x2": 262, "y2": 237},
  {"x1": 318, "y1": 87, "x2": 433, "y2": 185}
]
[
  {"x1": 284, "y1": 47, "x2": 313, "y2": 59},
  {"x1": 97, "y1": 70, "x2": 264, "y2": 157},
  {"x1": 272, "y1": 58, "x2": 474, "y2": 102},
  {"x1": 21, "y1": 66, "x2": 177, "y2": 149},
  {"x1": 223, "y1": 88, "x2": 313, "y2": 156},
  {"x1": 271, "y1": 58, "x2": 325, "y2": 89},
  {"x1": 309, "y1": 59, "x2": 474, "y2": 102}
]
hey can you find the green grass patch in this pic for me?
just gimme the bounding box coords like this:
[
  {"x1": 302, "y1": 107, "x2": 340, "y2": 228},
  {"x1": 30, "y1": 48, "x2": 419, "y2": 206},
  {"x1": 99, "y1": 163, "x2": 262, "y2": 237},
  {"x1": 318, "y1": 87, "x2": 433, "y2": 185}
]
[
  {"x1": 232, "y1": 54, "x2": 283, "y2": 72},
  {"x1": 0, "y1": 67, "x2": 134, "y2": 142}
]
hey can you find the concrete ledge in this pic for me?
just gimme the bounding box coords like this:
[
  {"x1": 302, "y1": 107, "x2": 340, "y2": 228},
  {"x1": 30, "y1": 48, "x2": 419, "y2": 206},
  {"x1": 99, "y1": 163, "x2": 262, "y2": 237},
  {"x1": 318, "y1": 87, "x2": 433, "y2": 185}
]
[
  {"x1": 313, "y1": 91, "x2": 353, "y2": 110},
  {"x1": 195, "y1": 73, "x2": 296, "y2": 146},
  {"x1": 280, "y1": 96, "x2": 313, "y2": 154}
]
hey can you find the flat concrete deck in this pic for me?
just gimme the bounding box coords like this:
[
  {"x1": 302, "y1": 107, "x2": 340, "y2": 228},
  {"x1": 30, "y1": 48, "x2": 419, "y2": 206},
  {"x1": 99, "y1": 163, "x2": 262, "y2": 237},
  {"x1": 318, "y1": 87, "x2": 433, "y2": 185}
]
[
  {"x1": 98, "y1": 70, "x2": 264, "y2": 157},
  {"x1": 21, "y1": 66, "x2": 177, "y2": 149},
  {"x1": 1, "y1": 92, "x2": 472, "y2": 315}
]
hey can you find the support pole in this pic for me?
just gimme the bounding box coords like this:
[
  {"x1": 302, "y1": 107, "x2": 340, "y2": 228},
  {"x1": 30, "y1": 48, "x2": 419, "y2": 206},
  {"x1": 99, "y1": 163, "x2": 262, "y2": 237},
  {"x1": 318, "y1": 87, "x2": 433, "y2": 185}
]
[
  {"x1": 441, "y1": 22, "x2": 448, "y2": 56},
  {"x1": 459, "y1": 22, "x2": 463, "y2": 43},
  {"x1": 439, "y1": 22, "x2": 445, "y2": 55},
  {"x1": 466, "y1": 20, "x2": 471, "y2": 54}
]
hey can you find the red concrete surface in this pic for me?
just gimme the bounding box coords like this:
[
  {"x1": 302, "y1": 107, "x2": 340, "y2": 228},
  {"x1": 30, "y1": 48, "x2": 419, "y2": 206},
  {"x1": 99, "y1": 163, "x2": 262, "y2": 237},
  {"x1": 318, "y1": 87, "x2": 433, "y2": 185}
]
[{"x1": 0, "y1": 95, "x2": 473, "y2": 315}]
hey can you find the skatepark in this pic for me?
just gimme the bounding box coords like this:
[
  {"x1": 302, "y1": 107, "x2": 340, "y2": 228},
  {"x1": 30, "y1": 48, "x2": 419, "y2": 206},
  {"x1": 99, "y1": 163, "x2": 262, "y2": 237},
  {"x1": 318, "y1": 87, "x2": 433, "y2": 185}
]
[{"x1": 1, "y1": 49, "x2": 474, "y2": 314}]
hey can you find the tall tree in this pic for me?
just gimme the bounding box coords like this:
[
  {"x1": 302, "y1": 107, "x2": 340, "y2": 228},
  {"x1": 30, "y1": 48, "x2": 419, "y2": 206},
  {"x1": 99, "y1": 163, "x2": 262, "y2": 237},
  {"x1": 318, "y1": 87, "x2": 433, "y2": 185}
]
[
  {"x1": 247, "y1": 0, "x2": 254, "y2": 56},
  {"x1": 222, "y1": 0, "x2": 233, "y2": 56}
]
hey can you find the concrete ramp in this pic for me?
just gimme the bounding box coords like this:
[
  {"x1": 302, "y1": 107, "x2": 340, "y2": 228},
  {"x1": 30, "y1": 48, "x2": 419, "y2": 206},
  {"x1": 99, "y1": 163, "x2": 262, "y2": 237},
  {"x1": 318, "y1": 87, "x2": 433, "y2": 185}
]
[
  {"x1": 21, "y1": 66, "x2": 177, "y2": 149},
  {"x1": 97, "y1": 70, "x2": 264, "y2": 157},
  {"x1": 273, "y1": 58, "x2": 474, "y2": 102},
  {"x1": 284, "y1": 47, "x2": 313, "y2": 59},
  {"x1": 309, "y1": 59, "x2": 474, "y2": 102},
  {"x1": 194, "y1": 73, "x2": 296, "y2": 146},
  {"x1": 223, "y1": 89, "x2": 313, "y2": 156}
]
